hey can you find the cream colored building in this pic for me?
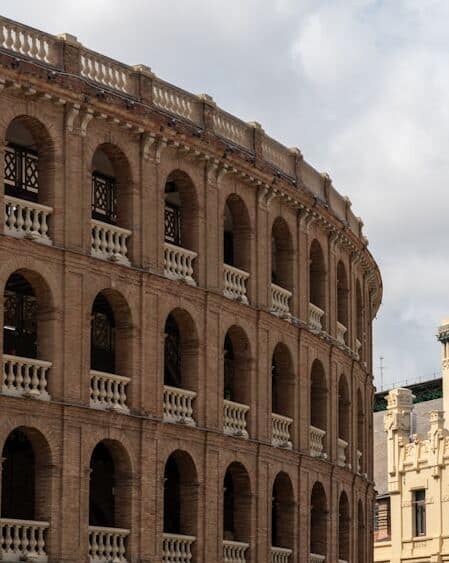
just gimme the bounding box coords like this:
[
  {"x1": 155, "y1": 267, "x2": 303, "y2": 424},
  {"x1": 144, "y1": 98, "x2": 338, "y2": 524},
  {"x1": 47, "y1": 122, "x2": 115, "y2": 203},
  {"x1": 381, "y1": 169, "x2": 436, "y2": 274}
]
[{"x1": 374, "y1": 320, "x2": 449, "y2": 563}]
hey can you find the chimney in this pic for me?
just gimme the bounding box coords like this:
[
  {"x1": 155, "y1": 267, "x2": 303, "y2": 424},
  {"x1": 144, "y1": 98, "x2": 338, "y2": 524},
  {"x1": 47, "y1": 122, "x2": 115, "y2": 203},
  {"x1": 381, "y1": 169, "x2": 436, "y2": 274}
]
[{"x1": 437, "y1": 319, "x2": 449, "y2": 429}]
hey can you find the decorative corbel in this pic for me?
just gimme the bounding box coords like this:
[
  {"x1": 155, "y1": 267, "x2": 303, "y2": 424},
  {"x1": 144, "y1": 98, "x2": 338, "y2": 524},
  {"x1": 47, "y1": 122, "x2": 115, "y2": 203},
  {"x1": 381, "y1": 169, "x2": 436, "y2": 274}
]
[
  {"x1": 142, "y1": 133, "x2": 167, "y2": 163},
  {"x1": 298, "y1": 207, "x2": 316, "y2": 232},
  {"x1": 65, "y1": 103, "x2": 80, "y2": 132},
  {"x1": 80, "y1": 108, "x2": 94, "y2": 136}
]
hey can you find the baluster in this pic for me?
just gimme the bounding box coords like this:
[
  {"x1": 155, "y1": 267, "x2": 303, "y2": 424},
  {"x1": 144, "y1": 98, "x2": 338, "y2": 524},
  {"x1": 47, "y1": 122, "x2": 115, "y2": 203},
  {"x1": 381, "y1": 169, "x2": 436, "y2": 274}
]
[
  {"x1": 22, "y1": 362, "x2": 30, "y2": 393},
  {"x1": 4, "y1": 26, "x2": 14, "y2": 50},
  {"x1": 37, "y1": 526, "x2": 45, "y2": 555},
  {"x1": 31, "y1": 364, "x2": 39, "y2": 394},
  {"x1": 119, "y1": 381, "x2": 127, "y2": 407},
  {"x1": 99, "y1": 376, "x2": 106, "y2": 405},
  {"x1": 12, "y1": 524, "x2": 21, "y2": 556},
  {"x1": 4, "y1": 523, "x2": 12, "y2": 554},
  {"x1": 12, "y1": 26, "x2": 22, "y2": 53},
  {"x1": 91, "y1": 375, "x2": 99, "y2": 404},
  {"x1": 38, "y1": 35, "x2": 47, "y2": 62},
  {"x1": 16, "y1": 203, "x2": 24, "y2": 233}
]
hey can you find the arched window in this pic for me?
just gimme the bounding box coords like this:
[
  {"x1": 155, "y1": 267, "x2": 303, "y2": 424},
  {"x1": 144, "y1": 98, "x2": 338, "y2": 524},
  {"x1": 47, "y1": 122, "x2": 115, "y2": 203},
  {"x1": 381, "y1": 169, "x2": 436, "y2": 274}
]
[
  {"x1": 356, "y1": 280, "x2": 363, "y2": 357},
  {"x1": 358, "y1": 500, "x2": 365, "y2": 563},
  {"x1": 272, "y1": 473, "x2": 294, "y2": 552},
  {"x1": 164, "y1": 314, "x2": 181, "y2": 388},
  {"x1": 164, "y1": 171, "x2": 198, "y2": 250},
  {"x1": 91, "y1": 294, "x2": 115, "y2": 374},
  {"x1": 271, "y1": 218, "x2": 293, "y2": 315},
  {"x1": 223, "y1": 463, "x2": 251, "y2": 548},
  {"x1": 271, "y1": 344, "x2": 294, "y2": 448},
  {"x1": 310, "y1": 360, "x2": 327, "y2": 456},
  {"x1": 5, "y1": 119, "x2": 39, "y2": 202},
  {"x1": 309, "y1": 240, "x2": 326, "y2": 330},
  {"x1": 91, "y1": 148, "x2": 117, "y2": 225},
  {"x1": 337, "y1": 261, "x2": 348, "y2": 343},
  {"x1": 310, "y1": 482, "x2": 327, "y2": 558},
  {"x1": 338, "y1": 375, "x2": 350, "y2": 466},
  {"x1": 338, "y1": 492, "x2": 350, "y2": 562},
  {"x1": 357, "y1": 389, "x2": 365, "y2": 473},
  {"x1": 4, "y1": 273, "x2": 37, "y2": 359}
]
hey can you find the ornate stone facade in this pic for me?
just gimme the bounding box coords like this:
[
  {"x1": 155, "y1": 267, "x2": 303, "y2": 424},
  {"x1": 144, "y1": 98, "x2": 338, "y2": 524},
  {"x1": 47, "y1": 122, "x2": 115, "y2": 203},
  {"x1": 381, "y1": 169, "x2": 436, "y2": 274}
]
[{"x1": 0, "y1": 15, "x2": 381, "y2": 563}]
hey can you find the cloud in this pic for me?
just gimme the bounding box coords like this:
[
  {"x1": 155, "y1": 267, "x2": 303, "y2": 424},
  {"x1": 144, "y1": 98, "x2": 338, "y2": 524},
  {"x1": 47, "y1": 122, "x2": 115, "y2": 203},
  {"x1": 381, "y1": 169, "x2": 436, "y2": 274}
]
[{"x1": 2, "y1": 0, "x2": 448, "y2": 389}]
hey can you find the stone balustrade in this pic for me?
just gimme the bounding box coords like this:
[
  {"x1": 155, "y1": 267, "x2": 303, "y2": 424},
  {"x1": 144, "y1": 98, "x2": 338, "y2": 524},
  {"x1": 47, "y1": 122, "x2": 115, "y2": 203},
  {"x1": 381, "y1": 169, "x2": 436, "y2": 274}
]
[
  {"x1": 310, "y1": 554, "x2": 325, "y2": 563},
  {"x1": 0, "y1": 518, "x2": 49, "y2": 562},
  {"x1": 91, "y1": 219, "x2": 131, "y2": 265},
  {"x1": 310, "y1": 425, "x2": 326, "y2": 458},
  {"x1": 337, "y1": 438, "x2": 349, "y2": 467},
  {"x1": 223, "y1": 540, "x2": 249, "y2": 563},
  {"x1": 212, "y1": 109, "x2": 253, "y2": 150},
  {"x1": 88, "y1": 525, "x2": 129, "y2": 563},
  {"x1": 2, "y1": 354, "x2": 51, "y2": 400},
  {"x1": 5, "y1": 195, "x2": 52, "y2": 245},
  {"x1": 90, "y1": 370, "x2": 130, "y2": 412},
  {"x1": 223, "y1": 399, "x2": 249, "y2": 438},
  {"x1": 162, "y1": 533, "x2": 195, "y2": 563},
  {"x1": 223, "y1": 264, "x2": 249, "y2": 304},
  {"x1": 271, "y1": 546, "x2": 292, "y2": 563},
  {"x1": 153, "y1": 81, "x2": 201, "y2": 123},
  {"x1": 164, "y1": 242, "x2": 197, "y2": 286},
  {"x1": 0, "y1": 16, "x2": 56, "y2": 64},
  {"x1": 163, "y1": 385, "x2": 196, "y2": 426},
  {"x1": 309, "y1": 303, "x2": 324, "y2": 332},
  {"x1": 336, "y1": 321, "x2": 347, "y2": 345},
  {"x1": 271, "y1": 413, "x2": 293, "y2": 449},
  {"x1": 262, "y1": 135, "x2": 296, "y2": 177},
  {"x1": 270, "y1": 283, "x2": 292, "y2": 317},
  {"x1": 80, "y1": 50, "x2": 131, "y2": 94}
]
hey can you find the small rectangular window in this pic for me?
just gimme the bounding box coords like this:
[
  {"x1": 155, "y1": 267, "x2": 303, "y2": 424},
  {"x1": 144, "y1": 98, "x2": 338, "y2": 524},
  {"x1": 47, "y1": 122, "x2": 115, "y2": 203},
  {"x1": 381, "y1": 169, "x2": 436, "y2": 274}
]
[
  {"x1": 374, "y1": 497, "x2": 391, "y2": 542},
  {"x1": 413, "y1": 489, "x2": 426, "y2": 537}
]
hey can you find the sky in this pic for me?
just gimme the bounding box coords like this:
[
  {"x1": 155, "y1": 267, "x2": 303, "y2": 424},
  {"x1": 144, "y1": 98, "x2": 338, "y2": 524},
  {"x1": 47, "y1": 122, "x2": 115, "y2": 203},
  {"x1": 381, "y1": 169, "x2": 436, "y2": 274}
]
[{"x1": 2, "y1": 0, "x2": 448, "y2": 390}]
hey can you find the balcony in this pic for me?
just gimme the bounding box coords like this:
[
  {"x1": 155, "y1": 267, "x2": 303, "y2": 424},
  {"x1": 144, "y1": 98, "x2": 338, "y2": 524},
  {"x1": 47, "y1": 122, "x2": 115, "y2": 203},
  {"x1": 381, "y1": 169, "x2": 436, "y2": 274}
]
[
  {"x1": 309, "y1": 426, "x2": 326, "y2": 458},
  {"x1": 308, "y1": 303, "x2": 324, "y2": 332},
  {"x1": 162, "y1": 533, "x2": 195, "y2": 563},
  {"x1": 223, "y1": 540, "x2": 249, "y2": 563},
  {"x1": 223, "y1": 399, "x2": 249, "y2": 438},
  {"x1": 5, "y1": 195, "x2": 52, "y2": 245},
  {"x1": 91, "y1": 219, "x2": 131, "y2": 266},
  {"x1": 90, "y1": 370, "x2": 130, "y2": 413},
  {"x1": 271, "y1": 546, "x2": 292, "y2": 563},
  {"x1": 88, "y1": 525, "x2": 129, "y2": 563},
  {"x1": 0, "y1": 518, "x2": 49, "y2": 562},
  {"x1": 270, "y1": 283, "x2": 291, "y2": 318},
  {"x1": 271, "y1": 413, "x2": 293, "y2": 449},
  {"x1": 2, "y1": 354, "x2": 51, "y2": 400},
  {"x1": 164, "y1": 242, "x2": 197, "y2": 286},
  {"x1": 310, "y1": 554, "x2": 325, "y2": 563},
  {"x1": 337, "y1": 438, "x2": 348, "y2": 467},
  {"x1": 163, "y1": 385, "x2": 196, "y2": 426},
  {"x1": 223, "y1": 264, "x2": 249, "y2": 304},
  {"x1": 336, "y1": 322, "x2": 347, "y2": 345}
]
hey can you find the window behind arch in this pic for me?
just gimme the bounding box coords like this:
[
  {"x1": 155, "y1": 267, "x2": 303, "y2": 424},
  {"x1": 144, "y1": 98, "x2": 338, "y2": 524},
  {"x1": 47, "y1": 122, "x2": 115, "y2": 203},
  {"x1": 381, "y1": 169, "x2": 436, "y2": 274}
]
[
  {"x1": 164, "y1": 315, "x2": 181, "y2": 388},
  {"x1": 223, "y1": 334, "x2": 235, "y2": 401},
  {"x1": 91, "y1": 150, "x2": 117, "y2": 225},
  {"x1": 164, "y1": 181, "x2": 182, "y2": 246},
  {"x1": 4, "y1": 274, "x2": 37, "y2": 358},
  {"x1": 91, "y1": 295, "x2": 115, "y2": 373},
  {"x1": 4, "y1": 121, "x2": 38, "y2": 202}
]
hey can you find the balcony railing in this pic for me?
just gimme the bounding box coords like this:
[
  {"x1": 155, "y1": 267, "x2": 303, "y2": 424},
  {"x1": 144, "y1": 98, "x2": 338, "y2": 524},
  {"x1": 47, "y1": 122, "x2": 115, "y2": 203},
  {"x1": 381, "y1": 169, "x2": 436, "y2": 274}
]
[
  {"x1": 309, "y1": 425, "x2": 326, "y2": 458},
  {"x1": 164, "y1": 242, "x2": 197, "y2": 286},
  {"x1": 91, "y1": 219, "x2": 131, "y2": 266},
  {"x1": 270, "y1": 283, "x2": 292, "y2": 317},
  {"x1": 163, "y1": 385, "x2": 196, "y2": 426},
  {"x1": 223, "y1": 264, "x2": 249, "y2": 304},
  {"x1": 308, "y1": 303, "x2": 324, "y2": 332},
  {"x1": 337, "y1": 438, "x2": 348, "y2": 467},
  {"x1": 223, "y1": 540, "x2": 249, "y2": 563},
  {"x1": 271, "y1": 546, "x2": 292, "y2": 563},
  {"x1": 90, "y1": 370, "x2": 130, "y2": 412},
  {"x1": 5, "y1": 195, "x2": 52, "y2": 245},
  {"x1": 0, "y1": 518, "x2": 49, "y2": 562},
  {"x1": 2, "y1": 354, "x2": 51, "y2": 400},
  {"x1": 271, "y1": 413, "x2": 293, "y2": 449},
  {"x1": 162, "y1": 533, "x2": 195, "y2": 563},
  {"x1": 223, "y1": 399, "x2": 249, "y2": 438},
  {"x1": 88, "y1": 525, "x2": 129, "y2": 563},
  {"x1": 336, "y1": 322, "x2": 347, "y2": 345},
  {"x1": 310, "y1": 554, "x2": 325, "y2": 563}
]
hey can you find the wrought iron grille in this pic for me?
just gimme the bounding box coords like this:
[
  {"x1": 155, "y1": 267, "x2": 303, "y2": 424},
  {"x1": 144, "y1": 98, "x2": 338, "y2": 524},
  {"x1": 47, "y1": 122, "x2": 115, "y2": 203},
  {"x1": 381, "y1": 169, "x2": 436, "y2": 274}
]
[
  {"x1": 164, "y1": 204, "x2": 181, "y2": 245},
  {"x1": 91, "y1": 172, "x2": 117, "y2": 225},
  {"x1": 91, "y1": 298, "x2": 115, "y2": 373},
  {"x1": 4, "y1": 144, "x2": 39, "y2": 201},
  {"x1": 164, "y1": 316, "x2": 181, "y2": 387},
  {"x1": 3, "y1": 289, "x2": 38, "y2": 358}
]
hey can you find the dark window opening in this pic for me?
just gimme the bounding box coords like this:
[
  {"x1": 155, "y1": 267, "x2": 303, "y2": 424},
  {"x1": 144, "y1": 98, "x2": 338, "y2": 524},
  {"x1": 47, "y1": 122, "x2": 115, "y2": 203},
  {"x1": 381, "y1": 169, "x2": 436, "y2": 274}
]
[
  {"x1": 4, "y1": 273, "x2": 37, "y2": 359},
  {"x1": 414, "y1": 489, "x2": 426, "y2": 537},
  {"x1": 224, "y1": 335, "x2": 235, "y2": 401},
  {"x1": 164, "y1": 315, "x2": 182, "y2": 388},
  {"x1": 272, "y1": 357, "x2": 280, "y2": 413},
  {"x1": 91, "y1": 295, "x2": 115, "y2": 373},
  {"x1": 164, "y1": 457, "x2": 181, "y2": 534},
  {"x1": 164, "y1": 181, "x2": 182, "y2": 246},
  {"x1": 89, "y1": 443, "x2": 115, "y2": 528},
  {"x1": 91, "y1": 171, "x2": 117, "y2": 225},
  {"x1": 4, "y1": 143, "x2": 39, "y2": 202},
  {"x1": 223, "y1": 472, "x2": 235, "y2": 539}
]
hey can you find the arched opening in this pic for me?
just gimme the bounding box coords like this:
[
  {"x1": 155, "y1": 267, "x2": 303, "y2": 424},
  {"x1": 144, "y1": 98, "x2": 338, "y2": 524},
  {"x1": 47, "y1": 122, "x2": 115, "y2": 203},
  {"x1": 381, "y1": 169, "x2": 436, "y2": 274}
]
[
  {"x1": 4, "y1": 273, "x2": 37, "y2": 359},
  {"x1": 310, "y1": 360, "x2": 327, "y2": 456},
  {"x1": 271, "y1": 217, "x2": 293, "y2": 288},
  {"x1": 338, "y1": 374, "x2": 350, "y2": 466},
  {"x1": 337, "y1": 261, "x2": 349, "y2": 343},
  {"x1": 338, "y1": 492, "x2": 350, "y2": 562},
  {"x1": 356, "y1": 280, "x2": 363, "y2": 357},
  {"x1": 89, "y1": 440, "x2": 132, "y2": 530},
  {"x1": 272, "y1": 472, "x2": 294, "y2": 551},
  {"x1": 163, "y1": 310, "x2": 198, "y2": 425},
  {"x1": 223, "y1": 462, "x2": 251, "y2": 544},
  {"x1": 91, "y1": 294, "x2": 115, "y2": 374},
  {"x1": 1, "y1": 427, "x2": 52, "y2": 522},
  {"x1": 271, "y1": 343, "x2": 294, "y2": 447},
  {"x1": 310, "y1": 482, "x2": 327, "y2": 557},
  {"x1": 358, "y1": 500, "x2": 365, "y2": 563},
  {"x1": 164, "y1": 171, "x2": 198, "y2": 252},
  {"x1": 163, "y1": 451, "x2": 198, "y2": 540},
  {"x1": 91, "y1": 144, "x2": 133, "y2": 264},
  {"x1": 309, "y1": 240, "x2": 326, "y2": 330},
  {"x1": 357, "y1": 389, "x2": 365, "y2": 473}
]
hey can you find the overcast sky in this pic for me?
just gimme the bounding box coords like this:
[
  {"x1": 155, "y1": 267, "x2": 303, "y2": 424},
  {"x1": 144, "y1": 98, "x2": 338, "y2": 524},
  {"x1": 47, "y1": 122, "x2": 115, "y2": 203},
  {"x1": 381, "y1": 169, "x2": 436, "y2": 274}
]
[{"x1": 3, "y1": 0, "x2": 448, "y2": 390}]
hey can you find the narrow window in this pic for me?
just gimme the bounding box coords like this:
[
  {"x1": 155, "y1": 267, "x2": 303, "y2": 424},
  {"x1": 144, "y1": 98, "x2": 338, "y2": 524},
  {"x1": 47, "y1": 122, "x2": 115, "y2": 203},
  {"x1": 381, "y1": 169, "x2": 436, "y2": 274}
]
[
  {"x1": 414, "y1": 490, "x2": 426, "y2": 537},
  {"x1": 164, "y1": 181, "x2": 182, "y2": 246}
]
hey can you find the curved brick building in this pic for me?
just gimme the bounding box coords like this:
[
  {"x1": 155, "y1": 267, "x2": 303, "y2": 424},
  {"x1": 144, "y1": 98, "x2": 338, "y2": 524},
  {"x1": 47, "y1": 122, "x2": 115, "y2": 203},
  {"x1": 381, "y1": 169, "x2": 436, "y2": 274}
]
[{"x1": 0, "y1": 16, "x2": 382, "y2": 563}]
